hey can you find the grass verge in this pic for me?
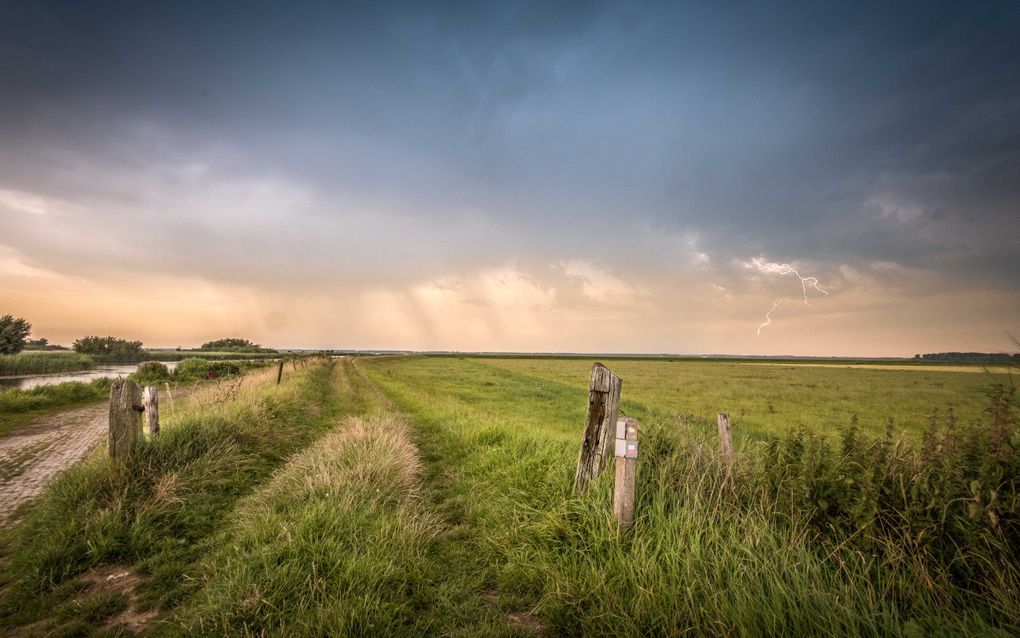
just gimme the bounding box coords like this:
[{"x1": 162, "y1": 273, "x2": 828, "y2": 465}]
[
  {"x1": 0, "y1": 378, "x2": 113, "y2": 437},
  {"x1": 0, "y1": 360, "x2": 350, "y2": 636},
  {"x1": 0, "y1": 352, "x2": 95, "y2": 376}
]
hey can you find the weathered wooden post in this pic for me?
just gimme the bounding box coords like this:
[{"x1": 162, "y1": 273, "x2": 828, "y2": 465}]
[
  {"x1": 574, "y1": 363, "x2": 623, "y2": 493},
  {"x1": 614, "y1": 417, "x2": 639, "y2": 530},
  {"x1": 109, "y1": 379, "x2": 143, "y2": 460},
  {"x1": 276, "y1": 360, "x2": 284, "y2": 385},
  {"x1": 142, "y1": 385, "x2": 159, "y2": 435},
  {"x1": 717, "y1": 413, "x2": 733, "y2": 461},
  {"x1": 164, "y1": 382, "x2": 175, "y2": 416}
]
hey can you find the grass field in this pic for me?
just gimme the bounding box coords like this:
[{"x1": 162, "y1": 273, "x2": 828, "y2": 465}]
[
  {"x1": 0, "y1": 351, "x2": 95, "y2": 376},
  {"x1": 0, "y1": 355, "x2": 1015, "y2": 636},
  {"x1": 476, "y1": 357, "x2": 1012, "y2": 437}
]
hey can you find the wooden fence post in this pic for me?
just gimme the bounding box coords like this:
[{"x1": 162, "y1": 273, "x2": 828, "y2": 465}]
[
  {"x1": 142, "y1": 385, "x2": 159, "y2": 435},
  {"x1": 574, "y1": 363, "x2": 623, "y2": 493},
  {"x1": 614, "y1": 417, "x2": 639, "y2": 530},
  {"x1": 276, "y1": 360, "x2": 284, "y2": 384},
  {"x1": 109, "y1": 379, "x2": 143, "y2": 460},
  {"x1": 717, "y1": 413, "x2": 733, "y2": 461}
]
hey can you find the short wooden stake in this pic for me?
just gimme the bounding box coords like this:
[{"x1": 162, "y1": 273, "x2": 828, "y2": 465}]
[
  {"x1": 109, "y1": 379, "x2": 143, "y2": 460},
  {"x1": 276, "y1": 360, "x2": 284, "y2": 384},
  {"x1": 717, "y1": 413, "x2": 733, "y2": 461},
  {"x1": 164, "y1": 382, "x2": 175, "y2": 416},
  {"x1": 574, "y1": 363, "x2": 623, "y2": 493},
  {"x1": 613, "y1": 417, "x2": 639, "y2": 531},
  {"x1": 142, "y1": 385, "x2": 159, "y2": 436}
]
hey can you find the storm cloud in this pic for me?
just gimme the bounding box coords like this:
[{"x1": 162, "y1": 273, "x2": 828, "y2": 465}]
[{"x1": 1, "y1": 0, "x2": 1018, "y2": 354}]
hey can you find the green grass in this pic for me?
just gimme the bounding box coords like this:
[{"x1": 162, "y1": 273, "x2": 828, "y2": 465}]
[
  {"x1": 0, "y1": 378, "x2": 113, "y2": 436},
  {"x1": 478, "y1": 356, "x2": 1012, "y2": 437},
  {"x1": 1, "y1": 354, "x2": 1015, "y2": 636},
  {"x1": 0, "y1": 351, "x2": 95, "y2": 376},
  {"x1": 356, "y1": 355, "x2": 1019, "y2": 636},
  {"x1": 0, "y1": 361, "x2": 353, "y2": 635},
  {"x1": 0, "y1": 361, "x2": 275, "y2": 438}
]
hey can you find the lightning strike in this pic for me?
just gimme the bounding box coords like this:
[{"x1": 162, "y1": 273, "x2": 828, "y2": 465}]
[
  {"x1": 756, "y1": 300, "x2": 782, "y2": 335},
  {"x1": 746, "y1": 258, "x2": 829, "y2": 335}
]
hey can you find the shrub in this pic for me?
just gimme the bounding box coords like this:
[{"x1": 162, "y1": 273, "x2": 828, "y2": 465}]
[
  {"x1": 72, "y1": 336, "x2": 145, "y2": 362},
  {"x1": 132, "y1": 362, "x2": 172, "y2": 384},
  {"x1": 174, "y1": 358, "x2": 212, "y2": 379},
  {"x1": 198, "y1": 338, "x2": 276, "y2": 353}
]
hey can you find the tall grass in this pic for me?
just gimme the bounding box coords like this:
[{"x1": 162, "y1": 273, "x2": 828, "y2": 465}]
[
  {"x1": 0, "y1": 361, "x2": 349, "y2": 635},
  {"x1": 361, "y1": 356, "x2": 1020, "y2": 636},
  {"x1": 0, "y1": 352, "x2": 95, "y2": 376},
  {"x1": 179, "y1": 414, "x2": 446, "y2": 635}
]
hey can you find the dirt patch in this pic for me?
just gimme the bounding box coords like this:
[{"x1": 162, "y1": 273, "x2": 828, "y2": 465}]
[
  {"x1": 484, "y1": 589, "x2": 548, "y2": 636},
  {"x1": 506, "y1": 609, "x2": 547, "y2": 635},
  {"x1": 77, "y1": 564, "x2": 159, "y2": 633}
]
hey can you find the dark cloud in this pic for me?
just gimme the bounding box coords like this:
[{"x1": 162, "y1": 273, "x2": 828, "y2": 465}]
[{"x1": 1, "y1": 0, "x2": 1018, "y2": 351}]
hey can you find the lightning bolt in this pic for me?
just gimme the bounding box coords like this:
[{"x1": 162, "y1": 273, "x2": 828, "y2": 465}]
[
  {"x1": 746, "y1": 258, "x2": 829, "y2": 335},
  {"x1": 756, "y1": 299, "x2": 782, "y2": 335}
]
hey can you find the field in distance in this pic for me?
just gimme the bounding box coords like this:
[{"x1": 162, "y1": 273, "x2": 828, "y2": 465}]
[{"x1": 471, "y1": 356, "x2": 1009, "y2": 437}]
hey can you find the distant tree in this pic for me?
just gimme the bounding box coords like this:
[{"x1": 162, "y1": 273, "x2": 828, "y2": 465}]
[
  {"x1": 0, "y1": 314, "x2": 32, "y2": 355},
  {"x1": 199, "y1": 338, "x2": 275, "y2": 353},
  {"x1": 73, "y1": 335, "x2": 144, "y2": 361}
]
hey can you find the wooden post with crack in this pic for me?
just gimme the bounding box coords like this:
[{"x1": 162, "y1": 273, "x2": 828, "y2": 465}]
[
  {"x1": 574, "y1": 362, "x2": 622, "y2": 493},
  {"x1": 109, "y1": 379, "x2": 144, "y2": 460},
  {"x1": 613, "y1": 417, "x2": 639, "y2": 530},
  {"x1": 276, "y1": 359, "x2": 284, "y2": 385},
  {"x1": 717, "y1": 413, "x2": 733, "y2": 462}
]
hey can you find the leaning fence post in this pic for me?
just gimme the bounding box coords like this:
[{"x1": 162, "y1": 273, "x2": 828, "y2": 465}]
[
  {"x1": 109, "y1": 379, "x2": 143, "y2": 460},
  {"x1": 574, "y1": 362, "x2": 623, "y2": 493},
  {"x1": 717, "y1": 413, "x2": 733, "y2": 461},
  {"x1": 276, "y1": 360, "x2": 284, "y2": 384},
  {"x1": 613, "y1": 417, "x2": 639, "y2": 530},
  {"x1": 142, "y1": 385, "x2": 159, "y2": 435}
]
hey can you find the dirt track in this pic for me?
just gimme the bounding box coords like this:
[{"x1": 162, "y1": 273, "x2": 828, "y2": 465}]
[{"x1": 0, "y1": 402, "x2": 108, "y2": 526}]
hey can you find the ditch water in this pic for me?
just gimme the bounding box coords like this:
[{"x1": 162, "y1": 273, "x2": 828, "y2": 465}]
[{"x1": 0, "y1": 362, "x2": 180, "y2": 391}]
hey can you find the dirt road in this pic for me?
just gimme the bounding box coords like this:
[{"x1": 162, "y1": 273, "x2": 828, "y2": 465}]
[{"x1": 0, "y1": 402, "x2": 108, "y2": 526}]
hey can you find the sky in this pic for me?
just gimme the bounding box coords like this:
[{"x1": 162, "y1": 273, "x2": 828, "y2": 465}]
[{"x1": 1, "y1": 0, "x2": 1019, "y2": 356}]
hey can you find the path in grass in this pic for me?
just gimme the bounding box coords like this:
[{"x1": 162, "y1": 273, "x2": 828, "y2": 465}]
[{"x1": 0, "y1": 402, "x2": 108, "y2": 526}]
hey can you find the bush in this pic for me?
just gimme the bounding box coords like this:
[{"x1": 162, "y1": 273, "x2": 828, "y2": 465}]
[
  {"x1": 132, "y1": 362, "x2": 172, "y2": 384},
  {"x1": 747, "y1": 384, "x2": 1020, "y2": 620},
  {"x1": 198, "y1": 338, "x2": 276, "y2": 353},
  {"x1": 174, "y1": 358, "x2": 255, "y2": 381},
  {"x1": 72, "y1": 335, "x2": 145, "y2": 362}
]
